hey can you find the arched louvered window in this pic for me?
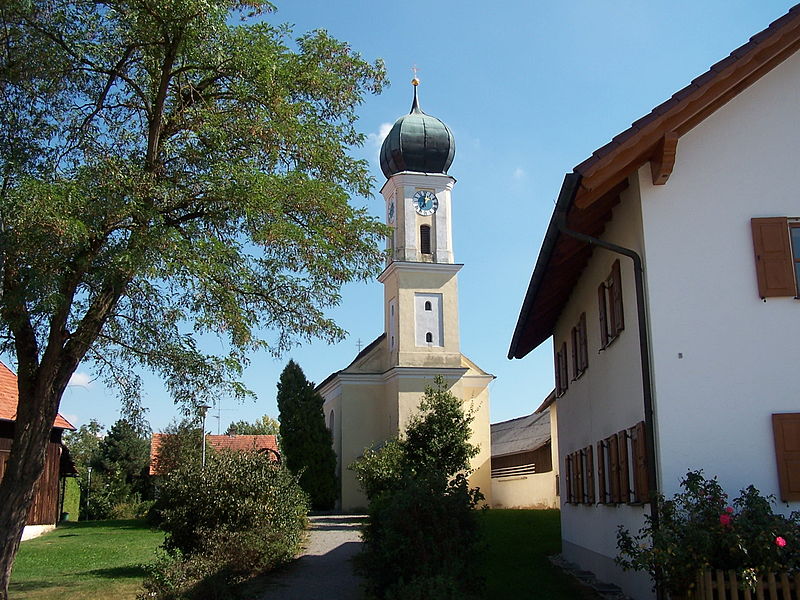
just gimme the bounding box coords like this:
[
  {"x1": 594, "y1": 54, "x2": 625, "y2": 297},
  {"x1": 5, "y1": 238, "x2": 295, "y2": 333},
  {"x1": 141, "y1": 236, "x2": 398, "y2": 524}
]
[
  {"x1": 329, "y1": 410, "x2": 335, "y2": 433},
  {"x1": 424, "y1": 301, "x2": 432, "y2": 311},
  {"x1": 420, "y1": 225, "x2": 431, "y2": 254},
  {"x1": 426, "y1": 332, "x2": 433, "y2": 343}
]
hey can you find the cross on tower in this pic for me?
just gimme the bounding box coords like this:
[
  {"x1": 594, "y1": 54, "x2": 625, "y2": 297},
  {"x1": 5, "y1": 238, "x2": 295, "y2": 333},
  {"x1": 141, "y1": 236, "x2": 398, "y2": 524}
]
[{"x1": 356, "y1": 338, "x2": 363, "y2": 352}]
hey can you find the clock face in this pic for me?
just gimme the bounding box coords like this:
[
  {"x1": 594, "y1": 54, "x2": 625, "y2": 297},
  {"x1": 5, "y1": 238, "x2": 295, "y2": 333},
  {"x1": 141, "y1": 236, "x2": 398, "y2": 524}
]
[
  {"x1": 388, "y1": 201, "x2": 395, "y2": 223},
  {"x1": 413, "y1": 190, "x2": 439, "y2": 216}
]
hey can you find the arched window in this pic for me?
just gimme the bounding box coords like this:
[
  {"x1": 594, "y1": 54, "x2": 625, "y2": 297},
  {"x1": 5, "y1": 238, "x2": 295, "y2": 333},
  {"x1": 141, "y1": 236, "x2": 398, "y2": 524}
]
[
  {"x1": 329, "y1": 410, "x2": 335, "y2": 433},
  {"x1": 424, "y1": 301, "x2": 432, "y2": 311},
  {"x1": 420, "y1": 224, "x2": 431, "y2": 254},
  {"x1": 426, "y1": 332, "x2": 433, "y2": 343}
]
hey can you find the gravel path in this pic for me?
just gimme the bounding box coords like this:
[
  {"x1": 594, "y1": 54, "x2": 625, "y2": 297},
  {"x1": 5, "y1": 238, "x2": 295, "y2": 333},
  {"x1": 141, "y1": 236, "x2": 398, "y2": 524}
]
[{"x1": 255, "y1": 515, "x2": 366, "y2": 600}]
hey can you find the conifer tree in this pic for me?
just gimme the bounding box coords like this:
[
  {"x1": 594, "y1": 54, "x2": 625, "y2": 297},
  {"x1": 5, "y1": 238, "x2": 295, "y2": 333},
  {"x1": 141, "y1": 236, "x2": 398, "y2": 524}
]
[{"x1": 277, "y1": 360, "x2": 337, "y2": 510}]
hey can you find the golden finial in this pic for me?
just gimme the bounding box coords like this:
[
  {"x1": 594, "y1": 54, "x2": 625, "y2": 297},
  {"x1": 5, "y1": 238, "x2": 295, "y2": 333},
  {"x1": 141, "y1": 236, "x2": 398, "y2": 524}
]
[{"x1": 411, "y1": 64, "x2": 420, "y2": 86}]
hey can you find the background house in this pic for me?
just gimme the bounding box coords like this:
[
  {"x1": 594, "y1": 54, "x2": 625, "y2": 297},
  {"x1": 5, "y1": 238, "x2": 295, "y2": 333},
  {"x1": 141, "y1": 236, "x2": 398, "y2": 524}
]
[
  {"x1": 509, "y1": 6, "x2": 800, "y2": 599},
  {"x1": 490, "y1": 395, "x2": 558, "y2": 509},
  {"x1": 149, "y1": 433, "x2": 280, "y2": 475},
  {"x1": 0, "y1": 362, "x2": 77, "y2": 540}
]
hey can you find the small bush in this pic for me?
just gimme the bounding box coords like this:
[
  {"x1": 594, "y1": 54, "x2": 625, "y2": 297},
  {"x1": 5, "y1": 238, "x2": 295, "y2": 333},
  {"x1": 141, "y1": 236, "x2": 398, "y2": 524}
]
[
  {"x1": 616, "y1": 470, "x2": 800, "y2": 595},
  {"x1": 351, "y1": 376, "x2": 485, "y2": 599},
  {"x1": 141, "y1": 450, "x2": 308, "y2": 599}
]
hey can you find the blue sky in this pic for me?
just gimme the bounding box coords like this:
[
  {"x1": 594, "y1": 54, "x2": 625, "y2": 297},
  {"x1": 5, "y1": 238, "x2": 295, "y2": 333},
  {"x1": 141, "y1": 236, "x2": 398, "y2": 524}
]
[{"x1": 56, "y1": 0, "x2": 796, "y2": 434}]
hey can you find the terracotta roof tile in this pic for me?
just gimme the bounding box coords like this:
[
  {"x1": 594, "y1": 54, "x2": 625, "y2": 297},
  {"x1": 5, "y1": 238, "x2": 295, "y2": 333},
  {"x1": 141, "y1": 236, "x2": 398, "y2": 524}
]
[
  {"x1": 0, "y1": 362, "x2": 75, "y2": 430},
  {"x1": 149, "y1": 433, "x2": 280, "y2": 475}
]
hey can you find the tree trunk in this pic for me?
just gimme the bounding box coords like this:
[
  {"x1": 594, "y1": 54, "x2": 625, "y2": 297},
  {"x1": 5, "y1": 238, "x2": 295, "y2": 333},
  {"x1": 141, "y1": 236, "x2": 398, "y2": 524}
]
[{"x1": 0, "y1": 382, "x2": 62, "y2": 599}]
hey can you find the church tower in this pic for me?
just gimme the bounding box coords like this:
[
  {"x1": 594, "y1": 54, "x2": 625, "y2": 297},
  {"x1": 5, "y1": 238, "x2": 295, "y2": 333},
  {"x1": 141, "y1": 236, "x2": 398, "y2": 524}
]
[
  {"x1": 378, "y1": 78, "x2": 462, "y2": 369},
  {"x1": 318, "y1": 79, "x2": 493, "y2": 511}
]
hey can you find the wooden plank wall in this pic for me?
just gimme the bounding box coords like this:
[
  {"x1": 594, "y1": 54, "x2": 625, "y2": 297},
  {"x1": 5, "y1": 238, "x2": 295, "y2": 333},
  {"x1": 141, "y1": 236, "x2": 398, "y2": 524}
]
[{"x1": 0, "y1": 435, "x2": 62, "y2": 526}]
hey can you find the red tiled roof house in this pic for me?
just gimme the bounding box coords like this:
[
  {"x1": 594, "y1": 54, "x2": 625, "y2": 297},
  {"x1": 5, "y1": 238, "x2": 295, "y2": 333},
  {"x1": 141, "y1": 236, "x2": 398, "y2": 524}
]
[
  {"x1": 149, "y1": 433, "x2": 280, "y2": 475},
  {"x1": 0, "y1": 362, "x2": 76, "y2": 540}
]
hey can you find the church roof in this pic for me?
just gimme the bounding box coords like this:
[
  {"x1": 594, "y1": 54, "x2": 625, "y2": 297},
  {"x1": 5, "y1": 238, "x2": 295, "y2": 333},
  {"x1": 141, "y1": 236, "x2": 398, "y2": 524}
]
[
  {"x1": 509, "y1": 4, "x2": 800, "y2": 359},
  {"x1": 315, "y1": 333, "x2": 386, "y2": 391},
  {"x1": 0, "y1": 362, "x2": 75, "y2": 430},
  {"x1": 379, "y1": 82, "x2": 455, "y2": 179},
  {"x1": 491, "y1": 410, "x2": 551, "y2": 458}
]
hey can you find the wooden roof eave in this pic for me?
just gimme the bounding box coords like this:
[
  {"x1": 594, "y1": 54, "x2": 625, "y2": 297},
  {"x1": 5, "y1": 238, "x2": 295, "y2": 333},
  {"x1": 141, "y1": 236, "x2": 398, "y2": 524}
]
[{"x1": 575, "y1": 8, "x2": 800, "y2": 209}]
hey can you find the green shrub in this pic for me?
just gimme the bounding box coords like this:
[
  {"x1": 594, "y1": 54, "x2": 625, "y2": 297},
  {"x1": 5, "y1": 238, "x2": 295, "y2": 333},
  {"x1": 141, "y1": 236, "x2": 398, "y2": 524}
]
[
  {"x1": 61, "y1": 477, "x2": 80, "y2": 520},
  {"x1": 141, "y1": 450, "x2": 308, "y2": 599},
  {"x1": 351, "y1": 376, "x2": 485, "y2": 599},
  {"x1": 617, "y1": 470, "x2": 800, "y2": 595}
]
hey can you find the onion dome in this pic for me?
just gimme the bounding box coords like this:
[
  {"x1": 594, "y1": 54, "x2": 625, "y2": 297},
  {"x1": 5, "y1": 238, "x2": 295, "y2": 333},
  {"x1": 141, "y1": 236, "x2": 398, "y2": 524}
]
[{"x1": 379, "y1": 79, "x2": 456, "y2": 179}]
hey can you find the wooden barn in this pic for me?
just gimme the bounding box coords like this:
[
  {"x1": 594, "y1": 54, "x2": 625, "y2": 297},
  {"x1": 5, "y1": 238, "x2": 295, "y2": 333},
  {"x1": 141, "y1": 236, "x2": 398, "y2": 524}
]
[{"x1": 0, "y1": 362, "x2": 77, "y2": 539}]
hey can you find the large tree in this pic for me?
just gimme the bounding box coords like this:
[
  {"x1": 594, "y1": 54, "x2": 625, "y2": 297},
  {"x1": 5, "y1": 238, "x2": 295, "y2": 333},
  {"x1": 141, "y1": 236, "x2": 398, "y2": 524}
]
[
  {"x1": 277, "y1": 360, "x2": 337, "y2": 510},
  {"x1": 225, "y1": 414, "x2": 281, "y2": 437},
  {"x1": 0, "y1": 0, "x2": 386, "y2": 594}
]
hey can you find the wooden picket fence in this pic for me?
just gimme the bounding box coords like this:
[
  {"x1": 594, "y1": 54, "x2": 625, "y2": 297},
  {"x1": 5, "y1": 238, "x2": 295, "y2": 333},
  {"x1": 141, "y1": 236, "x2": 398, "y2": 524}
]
[{"x1": 673, "y1": 570, "x2": 800, "y2": 600}]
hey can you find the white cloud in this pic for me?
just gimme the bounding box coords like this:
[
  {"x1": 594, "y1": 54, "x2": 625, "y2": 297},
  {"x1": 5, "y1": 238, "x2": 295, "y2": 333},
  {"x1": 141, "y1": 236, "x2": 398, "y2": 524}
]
[
  {"x1": 367, "y1": 122, "x2": 393, "y2": 160},
  {"x1": 68, "y1": 371, "x2": 91, "y2": 388},
  {"x1": 513, "y1": 167, "x2": 526, "y2": 180}
]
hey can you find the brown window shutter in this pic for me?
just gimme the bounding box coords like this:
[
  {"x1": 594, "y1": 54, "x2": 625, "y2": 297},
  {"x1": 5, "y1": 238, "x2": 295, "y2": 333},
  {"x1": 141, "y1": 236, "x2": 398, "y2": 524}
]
[
  {"x1": 571, "y1": 327, "x2": 579, "y2": 379},
  {"x1": 576, "y1": 450, "x2": 584, "y2": 504},
  {"x1": 565, "y1": 453, "x2": 573, "y2": 503},
  {"x1": 633, "y1": 421, "x2": 649, "y2": 503},
  {"x1": 560, "y1": 343, "x2": 569, "y2": 394},
  {"x1": 598, "y1": 283, "x2": 609, "y2": 348},
  {"x1": 751, "y1": 218, "x2": 795, "y2": 298},
  {"x1": 587, "y1": 448, "x2": 593, "y2": 502},
  {"x1": 610, "y1": 260, "x2": 625, "y2": 335},
  {"x1": 597, "y1": 441, "x2": 607, "y2": 504},
  {"x1": 608, "y1": 434, "x2": 620, "y2": 503},
  {"x1": 617, "y1": 430, "x2": 631, "y2": 503},
  {"x1": 554, "y1": 345, "x2": 563, "y2": 396},
  {"x1": 772, "y1": 413, "x2": 800, "y2": 502},
  {"x1": 579, "y1": 313, "x2": 588, "y2": 371}
]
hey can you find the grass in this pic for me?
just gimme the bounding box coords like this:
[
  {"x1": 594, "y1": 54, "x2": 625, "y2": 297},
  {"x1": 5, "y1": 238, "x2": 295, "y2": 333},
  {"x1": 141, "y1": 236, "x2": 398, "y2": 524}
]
[
  {"x1": 10, "y1": 520, "x2": 164, "y2": 600},
  {"x1": 479, "y1": 509, "x2": 599, "y2": 600}
]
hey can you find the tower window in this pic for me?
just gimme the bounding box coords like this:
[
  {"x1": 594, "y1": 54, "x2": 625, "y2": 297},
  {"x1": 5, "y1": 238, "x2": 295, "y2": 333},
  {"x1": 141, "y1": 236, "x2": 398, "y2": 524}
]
[
  {"x1": 420, "y1": 224, "x2": 431, "y2": 254},
  {"x1": 426, "y1": 332, "x2": 433, "y2": 343},
  {"x1": 424, "y1": 301, "x2": 432, "y2": 311}
]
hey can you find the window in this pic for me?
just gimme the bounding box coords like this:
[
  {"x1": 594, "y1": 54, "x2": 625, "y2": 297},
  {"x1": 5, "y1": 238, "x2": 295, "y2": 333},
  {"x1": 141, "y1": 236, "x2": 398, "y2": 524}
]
[
  {"x1": 424, "y1": 301, "x2": 432, "y2": 311},
  {"x1": 554, "y1": 342, "x2": 568, "y2": 397},
  {"x1": 420, "y1": 224, "x2": 432, "y2": 254},
  {"x1": 571, "y1": 313, "x2": 588, "y2": 379},
  {"x1": 597, "y1": 421, "x2": 649, "y2": 505},
  {"x1": 598, "y1": 260, "x2": 624, "y2": 348},
  {"x1": 425, "y1": 332, "x2": 433, "y2": 343},
  {"x1": 564, "y1": 446, "x2": 594, "y2": 505},
  {"x1": 772, "y1": 413, "x2": 800, "y2": 501},
  {"x1": 751, "y1": 217, "x2": 799, "y2": 297}
]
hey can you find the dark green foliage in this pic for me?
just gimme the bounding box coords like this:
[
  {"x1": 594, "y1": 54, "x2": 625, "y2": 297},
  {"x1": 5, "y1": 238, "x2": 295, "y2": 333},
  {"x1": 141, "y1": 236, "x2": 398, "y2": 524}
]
[
  {"x1": 225, "y1": 415, "x2": 280, "y2": 437},
  {"x1": 142, "y1": 450, "x2": 308, "y2": 599},
  {"x1": 92, "y1": 419, "x2": 151, "y2": 497},
  {"x1": 277, "y1": 360, "x2": 337, "y2": 510},
  {"x1": 351, "y1": 376, "x2": 485, "y2": 599},
  {"x1": 617, "y1": 470, "x2": 800, "y2": 595}
]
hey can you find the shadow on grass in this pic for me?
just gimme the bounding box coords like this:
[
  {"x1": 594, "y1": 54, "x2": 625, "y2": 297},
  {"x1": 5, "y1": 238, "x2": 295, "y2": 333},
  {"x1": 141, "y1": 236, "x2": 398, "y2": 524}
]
[
  {"x1": 87, "y1": 565, "x2": 148, "y2": 579},
  {"x1": 57, "y1": 519, "x2": 153, "y2": 531}
]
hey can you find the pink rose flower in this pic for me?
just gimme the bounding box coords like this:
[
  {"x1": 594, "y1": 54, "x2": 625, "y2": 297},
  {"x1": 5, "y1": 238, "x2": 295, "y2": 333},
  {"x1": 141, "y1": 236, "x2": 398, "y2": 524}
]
[
  {"x1": 775, "y1": 536, "x2": 786, "y2": 547},
  {"x1": 719, "y1": 514, "x2": 732, "y2": 526},
  {"x1": 725, "y1": 506, "x2": 734, "y2": 514}
]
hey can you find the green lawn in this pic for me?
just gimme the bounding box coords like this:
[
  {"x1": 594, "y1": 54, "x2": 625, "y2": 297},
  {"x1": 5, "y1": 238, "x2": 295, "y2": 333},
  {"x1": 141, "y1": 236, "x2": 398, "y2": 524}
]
[
  {"x1": 480, "y1": 509, "x2": 599, "y2": 600},
  {"x1": 10, "y1": 520, "x2": 164, "y2": 600}
]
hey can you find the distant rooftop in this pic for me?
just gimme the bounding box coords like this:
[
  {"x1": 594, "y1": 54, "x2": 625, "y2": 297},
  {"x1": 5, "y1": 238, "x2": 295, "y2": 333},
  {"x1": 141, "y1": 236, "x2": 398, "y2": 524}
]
[
  {"x1": 491, "y1": 410, "x2": 551, "y2": 458},
  {"x1": 0, "y1": 362, "x2": 75, "y2": 430},
  {"x1": 149, "y1": 433, "x2": 280, "y2": 475}
]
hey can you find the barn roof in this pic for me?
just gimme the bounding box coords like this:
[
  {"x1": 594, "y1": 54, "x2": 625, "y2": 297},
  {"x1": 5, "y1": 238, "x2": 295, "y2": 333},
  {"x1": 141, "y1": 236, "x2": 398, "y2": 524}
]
[
  {"x1": 0, "y1": 362, "x2": 75, "y2": 430},
  {"x1": 149, "y1": 432, "x2": 280, "y2": 475},
  {"x1": 491, "y1": 410, "x2": 551, "y2": 458},
  {"x1": 509, "y1": 3, "x2": 800, "y2": 359}
]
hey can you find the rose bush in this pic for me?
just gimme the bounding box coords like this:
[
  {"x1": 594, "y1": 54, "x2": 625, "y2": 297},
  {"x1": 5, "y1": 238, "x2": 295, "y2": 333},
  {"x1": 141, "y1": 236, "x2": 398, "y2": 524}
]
[{"x1": 616, "y1": 470, "x2": 800, "y2": 596}]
